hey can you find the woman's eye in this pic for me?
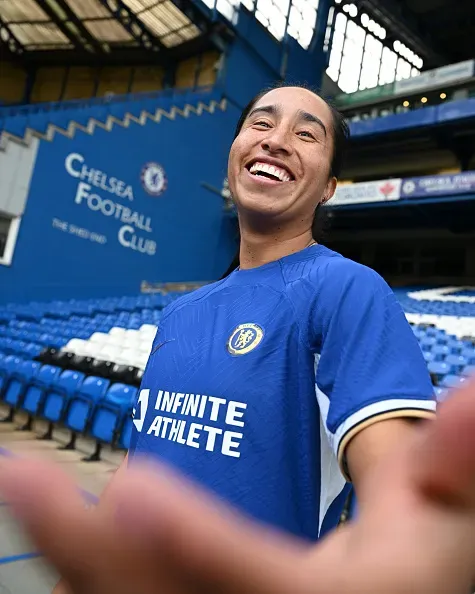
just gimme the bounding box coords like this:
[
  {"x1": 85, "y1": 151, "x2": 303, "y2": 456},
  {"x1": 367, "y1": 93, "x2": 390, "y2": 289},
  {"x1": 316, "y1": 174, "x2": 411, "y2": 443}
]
[
  {"x1": 254, "y1": 121, "x2": 271, "y2": 128},
  {"x1": 298, "y1": 130, "x2": 314, "y2": 139}
]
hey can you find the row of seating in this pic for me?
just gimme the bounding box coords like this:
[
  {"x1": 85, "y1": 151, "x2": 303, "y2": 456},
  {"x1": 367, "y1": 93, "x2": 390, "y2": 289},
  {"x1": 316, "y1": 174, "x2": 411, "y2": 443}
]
[
  {"x1": 398, "y1": 287, "x2": 475, "y2": 320},
  {"x1": 406, "y1": 313, "x2": 475, "y2": 339},
  {"x1": 0, "y1": 293, "x2": 177, "y2": 323},
  {"x1": 62, "y1": 326, "x2": 157, "y2": 370},
  {"x1": 0, "y1": 352, "x2": 138, "y2": 460},
  {"x1": 403, "y1": 299, "x2": 475, "y2": 317},
  {"x1": 409, "y1": 323, "x2": 473, "y2": 400},
  {"x1": 0, "y1": 327, "x2": 69, "y2": 349}
]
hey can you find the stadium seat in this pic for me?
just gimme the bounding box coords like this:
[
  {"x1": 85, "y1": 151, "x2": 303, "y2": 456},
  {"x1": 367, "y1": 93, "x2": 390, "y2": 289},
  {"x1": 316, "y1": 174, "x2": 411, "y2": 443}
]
[
  {"x1": 0, "y1": 355, "x2": 22, "y2": 396},
  {"x1": 420, "y1": 337, "x2": 437, "y2": 351},
  {"x1": 87, "y1": 383, "x2": 138, "y2": 460},
  {"x1": 445, "y1": 354, "x2": 468, "y2": 373},
  {"x1": 427, "y1": 361, "x2": 450, "y2": 384},
  {"x1": 63, "y1": 376, "x2": 110, "y2": 436},
  {"x1": 21, "y1": 365, "x2": 62, "y2": 417},
  {"x1": 2, "y1": 360, "x2": 41, "y2": 409},
  {"x1": 461, "y1": 365, "x2": 475, "y2": 377},
  {"x1": 441, "y1": 374, "x2": 468, "y2": 389},
  {"x1": 88, "y1": 359, "x2": 115, "y2": 379},
  {"x1": 40, "y1": 369, "x2": 86, "y2": 426},
  {"x1": 461, "y1": 348, "x2": 475, "y2": 364},
  {"x1": 423, "y1": 351, "x2": 435, "y2": 363},
  {"x1": 433, "y1": 387, "x2": 448, "y2": 401},
  {"x1": 431, "y1": 345, "x2": 450, "y2": 360}
]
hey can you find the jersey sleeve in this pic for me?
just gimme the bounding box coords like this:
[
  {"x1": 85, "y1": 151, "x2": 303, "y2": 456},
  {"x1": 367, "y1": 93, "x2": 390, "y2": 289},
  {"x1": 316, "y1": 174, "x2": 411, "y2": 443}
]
[{"x1": 310, "y1": 260, "x2": 436, "y2": 479}]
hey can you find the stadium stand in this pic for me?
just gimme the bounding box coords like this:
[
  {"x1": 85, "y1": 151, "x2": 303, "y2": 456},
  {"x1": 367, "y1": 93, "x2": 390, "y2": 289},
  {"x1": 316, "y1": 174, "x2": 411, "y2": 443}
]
[
  {"x1": 0, "y1": 283, "x2": 474, "y2": 460},
  {"x1": 0, "y1": 291, "x2": 174, "y2": 458}
]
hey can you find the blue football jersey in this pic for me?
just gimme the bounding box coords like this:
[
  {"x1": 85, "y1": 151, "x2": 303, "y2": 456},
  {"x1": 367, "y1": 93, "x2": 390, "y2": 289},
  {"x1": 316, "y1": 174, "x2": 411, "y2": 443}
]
[{"x1": 129, "y1": 245, "x2": 436, "y2": 541}]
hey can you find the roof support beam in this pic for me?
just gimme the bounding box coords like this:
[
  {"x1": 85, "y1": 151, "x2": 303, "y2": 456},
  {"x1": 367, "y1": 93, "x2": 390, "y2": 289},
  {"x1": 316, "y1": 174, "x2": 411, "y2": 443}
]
[
  {"x1": 0, "y1": 15, "x2": 26, "y2": 58},
  {"x1": 34, "y1": 0, "x2": 101, "y2": 54},
  {"x1": 54, "y1": 0, "x2": 107, "y2": 54},
  {"x1": 169, "y1": 0, "x2": 212, "y2": 35},
  {"x1": 97, "y1": 0, "x2": 167, "y2": 54}
]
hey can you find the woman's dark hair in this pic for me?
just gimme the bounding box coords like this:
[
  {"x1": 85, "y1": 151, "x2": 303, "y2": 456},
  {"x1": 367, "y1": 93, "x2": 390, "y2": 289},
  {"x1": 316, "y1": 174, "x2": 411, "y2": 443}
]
[
  {"x1": 233, "y1": 82, "x2": 349, "y2": 179},
  {"x1": 222, "y1": 82, "x2": 349, "y2": 277}
]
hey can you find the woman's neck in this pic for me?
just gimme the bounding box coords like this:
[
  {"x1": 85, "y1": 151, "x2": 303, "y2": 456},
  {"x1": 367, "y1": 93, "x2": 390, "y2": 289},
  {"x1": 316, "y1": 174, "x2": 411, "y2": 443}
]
[{"x1": 238, "y1": 229, "x2": 315, "y2": 270}]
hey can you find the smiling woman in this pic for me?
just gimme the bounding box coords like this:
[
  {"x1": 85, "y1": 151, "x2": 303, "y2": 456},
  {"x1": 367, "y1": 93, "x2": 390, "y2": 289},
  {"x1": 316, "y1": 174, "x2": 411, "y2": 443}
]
[{"x1": 121, "y1": 82, "x2": 436, "y2": 538}]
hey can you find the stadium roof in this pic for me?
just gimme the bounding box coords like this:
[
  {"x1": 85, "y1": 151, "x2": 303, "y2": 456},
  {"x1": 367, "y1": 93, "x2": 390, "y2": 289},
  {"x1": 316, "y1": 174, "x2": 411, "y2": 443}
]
[
  {"x1": 0, "y1": 0, "x2": 225, "y2": 65},
  {"x1": 0, "y1": 0, "x2": 472, "y2": 71},
  {"x1": 367, "y1": 0, "x2": 475, "y2": 69}
]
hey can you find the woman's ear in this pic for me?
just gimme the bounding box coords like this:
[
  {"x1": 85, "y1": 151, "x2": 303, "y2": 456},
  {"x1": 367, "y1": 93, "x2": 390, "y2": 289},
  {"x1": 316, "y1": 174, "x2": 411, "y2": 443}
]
[{"x1": 321, "y1": 177, "x2": 337, "y2": 206}]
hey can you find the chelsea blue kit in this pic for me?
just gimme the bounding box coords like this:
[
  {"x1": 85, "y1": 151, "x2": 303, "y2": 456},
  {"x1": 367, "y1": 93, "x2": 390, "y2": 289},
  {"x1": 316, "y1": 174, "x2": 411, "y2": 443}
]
[{"x1": 129, "y1": 245, "x2": 436, "y2": 540}]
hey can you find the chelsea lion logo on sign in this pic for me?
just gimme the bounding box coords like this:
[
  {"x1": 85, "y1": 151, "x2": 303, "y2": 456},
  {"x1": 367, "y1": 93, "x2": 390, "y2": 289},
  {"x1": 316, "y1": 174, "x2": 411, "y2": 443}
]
[
  {"x1": 141, "y1": 162, "x2": 167, "y2": 196},
  {"x1": 227, "y1": 323, "x2": 264, "y2": 356}
]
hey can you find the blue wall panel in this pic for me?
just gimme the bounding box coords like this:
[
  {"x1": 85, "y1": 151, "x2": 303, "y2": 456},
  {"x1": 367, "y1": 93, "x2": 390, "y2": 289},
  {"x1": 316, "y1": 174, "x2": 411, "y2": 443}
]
[
  {"x1": 350, "y1": 106, "x2": 438, "y2": 137},
  {"x1": 0, "y1": 103, "x2": 240, "y2": 304},
  {"x1": 437, "y1": 97, "x2": 475, "y2": 123}
]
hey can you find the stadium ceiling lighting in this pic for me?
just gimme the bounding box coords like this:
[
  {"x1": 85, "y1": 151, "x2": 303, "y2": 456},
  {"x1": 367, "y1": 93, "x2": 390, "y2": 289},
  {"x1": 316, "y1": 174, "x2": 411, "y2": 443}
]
[
  {"x1": 440, "y1": 92, "x2": 447, "y2": 99},
  {"x1": 421, "y1": 96, "x2": 428, "y2": 103},
  {"x1": 403, "y1": 100, "x2": 409, "y2": 107}
]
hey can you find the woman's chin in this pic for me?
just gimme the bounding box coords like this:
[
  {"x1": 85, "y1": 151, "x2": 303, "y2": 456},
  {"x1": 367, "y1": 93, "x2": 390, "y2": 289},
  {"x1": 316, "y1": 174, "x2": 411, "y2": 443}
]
[{"x1": 237, "y1": 198, "x2": 287, "y2": 219}]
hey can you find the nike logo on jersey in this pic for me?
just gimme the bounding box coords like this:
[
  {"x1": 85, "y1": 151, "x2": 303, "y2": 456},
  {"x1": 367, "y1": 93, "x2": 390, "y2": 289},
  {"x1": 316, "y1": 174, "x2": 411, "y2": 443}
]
[{"x1": 151, "y1": 339, "x2": 175, "y2": 355}]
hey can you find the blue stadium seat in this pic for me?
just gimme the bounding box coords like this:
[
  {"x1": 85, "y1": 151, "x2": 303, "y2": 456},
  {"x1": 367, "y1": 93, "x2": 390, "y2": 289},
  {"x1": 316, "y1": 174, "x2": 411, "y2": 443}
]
[
  {"x1": 445, "y1": 354, "x2": 468, "y2": 373},
  {"x1": 420, "y1": 337, "x2": 437, "y2": 351},
  {"x1": 427, "y1": 361, "x2": 450, "y2": 383},
  {"x1": 2, "y1": 360, "x2": 41, "y2": 408},
  {"x1": 63, "y1": 376, "x2": 110, "y2": 434},
  {"x1": 433, "y1": 387, "x2": 448, "y2": 401},
  {"x1": 441, "y1": 374, "x2": 469, "y2": 389},
  {"x1": 89, "y1": 383, "x2": 137, "y2": 445},
  {"x1": 461, "y1": 348, "x2": 475, "y2": 364},
  {"x1": 21, "y1": 365, "x2": 62, "y2": 416},
  {"x1": 24, "y1": 342, "x2": 43, "y2": 359},
  {"x1": 431, "y1": 345, "x2": 450, "y2": 360},
  {"x1": 440, "y1": 338, "x2": 462, "y2": 353},
  {"x1": 41, "y1": 370, "x2": 85, "y2": 424},
  {"x1": 423, "y1": 351, "x2": 435, "y2": 363},
  {"x1": 0, "y1": 355, "x2": 22, "y2": 395},
  {"x1": 461, "y1": 365, "x2": 475, "y2": 377}
]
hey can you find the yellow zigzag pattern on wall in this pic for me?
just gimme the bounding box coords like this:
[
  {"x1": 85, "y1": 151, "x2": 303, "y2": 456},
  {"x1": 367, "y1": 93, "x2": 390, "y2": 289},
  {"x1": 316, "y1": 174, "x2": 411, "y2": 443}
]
[{"x1": 0, "y1": 98, "x2": 227, "y2": 151}]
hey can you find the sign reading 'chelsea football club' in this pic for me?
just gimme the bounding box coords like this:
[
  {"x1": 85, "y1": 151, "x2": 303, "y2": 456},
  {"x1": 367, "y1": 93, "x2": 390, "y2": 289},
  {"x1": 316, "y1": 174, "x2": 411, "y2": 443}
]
[{"x1": 64, "y1": 152, "x2": 167, "y2": 257}]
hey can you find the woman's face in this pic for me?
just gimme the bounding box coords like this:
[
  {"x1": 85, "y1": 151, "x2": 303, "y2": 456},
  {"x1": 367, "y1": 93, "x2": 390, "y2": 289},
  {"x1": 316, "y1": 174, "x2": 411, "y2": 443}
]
[{"x1": 228, "y1": 87, "x2": 337, "y2": 225}]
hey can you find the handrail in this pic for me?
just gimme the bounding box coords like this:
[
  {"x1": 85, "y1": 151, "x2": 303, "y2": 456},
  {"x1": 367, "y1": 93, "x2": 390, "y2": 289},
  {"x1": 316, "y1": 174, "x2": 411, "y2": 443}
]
[{"x1": 0, "y1": 85, "x2": 215, "y2": 119}]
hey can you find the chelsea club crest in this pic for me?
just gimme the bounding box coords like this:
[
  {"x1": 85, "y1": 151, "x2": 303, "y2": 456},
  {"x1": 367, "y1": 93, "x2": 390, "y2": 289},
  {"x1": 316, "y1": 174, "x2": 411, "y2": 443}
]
[
  {"x1": 141, "y1": 162, "x2": 167, "y2": 197},
  {"x1": 227, "y1": 323, "x2": 264, "y2": 356}
]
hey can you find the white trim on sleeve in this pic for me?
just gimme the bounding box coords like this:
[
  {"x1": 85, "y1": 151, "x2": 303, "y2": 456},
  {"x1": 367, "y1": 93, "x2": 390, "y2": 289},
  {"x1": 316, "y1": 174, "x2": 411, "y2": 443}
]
[{"x1": 333, "y1": 398, "x2": 437, "y2": 456}]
